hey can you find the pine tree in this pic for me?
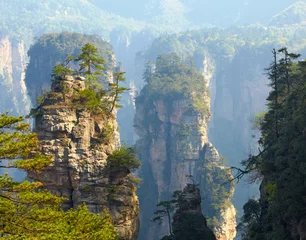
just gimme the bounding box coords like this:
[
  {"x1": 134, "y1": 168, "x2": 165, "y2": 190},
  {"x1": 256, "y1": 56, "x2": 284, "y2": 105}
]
[
  {"x1": 0, "y1": 113, "x2": 118, "y2": 239},
  {"x1": 75, "y1": 43, "x2": 105, "y2": 76},
  {"x1": 239, "y1": 49, "x2": 306, "y2": 239},
  {"x1": 108, "y1": 71, "x2": 129, "y2": 113}
]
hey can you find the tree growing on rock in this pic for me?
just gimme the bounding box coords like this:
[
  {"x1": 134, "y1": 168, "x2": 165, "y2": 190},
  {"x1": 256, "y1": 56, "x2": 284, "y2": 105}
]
[{"x1": 75, "y1": 42, "x2": 105, "y2": 76}]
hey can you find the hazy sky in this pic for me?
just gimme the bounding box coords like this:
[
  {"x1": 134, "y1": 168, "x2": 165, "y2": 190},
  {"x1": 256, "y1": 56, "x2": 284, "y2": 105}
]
[{"x1": 89, "y1": 0, "x2": 297, "y2": 26}]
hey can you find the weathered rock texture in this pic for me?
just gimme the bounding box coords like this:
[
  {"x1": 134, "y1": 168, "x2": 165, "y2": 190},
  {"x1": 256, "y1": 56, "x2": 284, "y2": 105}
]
[
  {"x1": 132, "y1": 40, "x2": 273, "y2": 217},
  {"x1": 0, "y1": 36, "x2": 30, "y2": 114},
  {"x1": 170, "y1": 184, "x2": 216, "y2": 240},
  {"x1": 135, "y1": 96, "x2": 236, "y2": 240},
  {"x1": 30, "y1": 76, "x2": 139, "y2": 240}
]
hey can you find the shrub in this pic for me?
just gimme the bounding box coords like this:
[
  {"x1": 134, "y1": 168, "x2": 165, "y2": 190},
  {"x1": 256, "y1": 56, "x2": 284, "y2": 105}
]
[{"x1": 107, "y1": 146, "x2": 141, "y2": 172}]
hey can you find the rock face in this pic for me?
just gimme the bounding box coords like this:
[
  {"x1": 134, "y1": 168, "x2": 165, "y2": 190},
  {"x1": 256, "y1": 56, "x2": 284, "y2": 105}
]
[
  {"x1": 170, "y1": 184, "x2": 216, "y2": 240},
  {"x1": 30, "y1": 76, "x2": 139, "y2": 240},
  {"x1": 0, "y1": 36, "x2": 30, "y2": 114},
  {"x1": 135, "y1": 96, "x2": 236, "y2": 240}
]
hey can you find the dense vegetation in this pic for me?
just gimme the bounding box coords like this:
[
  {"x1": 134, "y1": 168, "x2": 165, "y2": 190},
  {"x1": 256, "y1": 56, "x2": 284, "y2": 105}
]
[
  {"x1": 237, "y1": 48, "x2": 306, "y2": 239},
  {"x1": 197, "y1": 156, "x2": 234, "y2": 228},
  {"x1": 25, "y1": 32, "x2": 114, "y2": 103},
  {"x1": 0, "y1": 0, "x2": 300, "y2": 44},
  {"x1": 0, "y1": 113, "x2": 118, "y2": 239},
  {"x1": 136, "y1": 53, "x2": 210, "y2": 119}
]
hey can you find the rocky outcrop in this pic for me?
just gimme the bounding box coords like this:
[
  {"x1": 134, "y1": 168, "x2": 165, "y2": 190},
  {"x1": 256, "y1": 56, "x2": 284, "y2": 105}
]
[
  {"x1": 170, "y1": 184, "x2": 216, "y2": 240},
  {"x1": 0, "y1": 36, "x2": 29, "y2": 114},
  {"x1": 30, "y1": 76, "x2": 139, "y2": 240},
  {"x1": 198, "y1": 143, "x2": 237, "y2": 240},
  {"x1": 135, "y1": 96, "x2": 236, "y2": 240}
]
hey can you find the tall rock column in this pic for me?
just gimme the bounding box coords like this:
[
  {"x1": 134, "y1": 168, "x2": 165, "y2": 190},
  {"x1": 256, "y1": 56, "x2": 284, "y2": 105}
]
[
  {"x1": 30, "y1": 76, "x2": 139, "y2": 240},
  {"x1": 135, "y1": 96, "x2": 236, "y2": 240},
  {"x1": 134, "y1": 54, "x2": 236, "y2": 239},
  {"x1": 0, "y1": 36, "x2": 29, "y2": 114}
]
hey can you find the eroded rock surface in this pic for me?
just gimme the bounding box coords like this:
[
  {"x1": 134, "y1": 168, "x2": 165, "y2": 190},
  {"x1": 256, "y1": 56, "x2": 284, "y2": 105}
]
[
  {"x1": 135, "y1": 96, "x2": 236, "y2": 240},
  {"x1": 30, "y1": 76, "x2": 139, "y2": 240},
  {"x1": 0, "y1": 36, "x2": 29, "y2": 114},
  {"x1": 170, "y1": 184, "x2": 216, "y2": 240}
]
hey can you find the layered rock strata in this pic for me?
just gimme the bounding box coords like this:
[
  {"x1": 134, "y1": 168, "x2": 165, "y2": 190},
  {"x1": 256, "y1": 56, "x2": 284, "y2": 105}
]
[
  {"x1": 0, "y1": 36, "x2": 29, "y2": 114},
  {"x1": 30, "y1": 76, "x2": 139, "y2": 240},
  {"x1": 135, "y1": 97, "x2": 236, "y2": 240}
]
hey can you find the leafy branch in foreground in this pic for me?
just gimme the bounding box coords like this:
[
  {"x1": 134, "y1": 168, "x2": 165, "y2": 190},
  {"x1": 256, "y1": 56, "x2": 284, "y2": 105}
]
[{"x1": 0, "y1": 113, "x2": 118, "y2": 239}]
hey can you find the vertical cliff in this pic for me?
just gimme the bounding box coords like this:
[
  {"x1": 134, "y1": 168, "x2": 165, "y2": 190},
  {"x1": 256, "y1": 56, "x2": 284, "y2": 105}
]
[
  {"x1": 0, "y1": 36, "x2": 30, "y2": 114},
  {"x1": 135, "y1": 54, "x2": 236, "y2": 240},
  {"x1": 30, "y1": 76, "x2": 139, "y2": 239},
  {"x1": 135, "y1": 97, "x2": 236, "y2": 240}
]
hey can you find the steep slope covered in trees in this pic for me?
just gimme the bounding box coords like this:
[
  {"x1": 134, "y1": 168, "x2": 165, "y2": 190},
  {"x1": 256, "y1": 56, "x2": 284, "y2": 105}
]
[{"x1": 238, "y1": 49, "x2": 306, "y2": 239}]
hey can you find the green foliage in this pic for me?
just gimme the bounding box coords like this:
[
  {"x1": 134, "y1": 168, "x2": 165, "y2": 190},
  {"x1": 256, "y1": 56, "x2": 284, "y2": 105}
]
[
  {"x1": 84, "y1": 185, "x2": 91, "y2": 192},
  {"x1": 51, "y1": 63, "x2": 73, "y2": 82},
  {"x1": 250, "y1": 111, "x2": 266, "y2": 130},
  {"x1": 127, "y1": 175, "x2": 142, "y2": 187},
  {"x1": 30, "y1": 42, "x2": 129, "y2": 117},
  {"x1": 25, "y1": 32, "x2": 114, "y2": 103},
  {"x1": 71, "y1": 43, "x2": 129, "y2": 115},
  {"x1": 264, "y1": 182, "x2": 276, "y2": 201},
  {"x1": 197, "y1": 156, "x2": 234, "y2": 228},
  {"x1": 0, "y1": 113, "x2": 119, "y2": 239},
  {"x1": 237, "y1": 199, "x2": 261, "y2": 240},
  {"x1": 152, "y1": 197, "x2": 178, "y2": 235},
  {"x1": 107, "y1": 145, "x2": 141, "y2": 172},
  {"x1": 97, "y1": 124, "x2": 114, "y2": 144},
  {"x1": 240, "y1": 48, "x2": 306, "y2": 239},
  {"x1": 169, "y1": 213, "x2": 216, "y2": 240},
  {"x1": 137, "y1": 53, "x2": 210, "y2": 119},
  {"x1": 0, "y1": 0, "x2": 143, "y2": 43},
  {"x1": 75, "y1": 43, "x2": 105, "y2": 76},
  {"x1": 108, "y1": 72, "x2": 130, "y2": 112},
  {"x1": 74, "y1": 88, "x2": 103, "y2": 111},
  {"x1": 155, "y1": 184, "x2": 216, "y2": 240},
  {"x1": 0, "y1": 113, "x2": 51, "y2": 171}
]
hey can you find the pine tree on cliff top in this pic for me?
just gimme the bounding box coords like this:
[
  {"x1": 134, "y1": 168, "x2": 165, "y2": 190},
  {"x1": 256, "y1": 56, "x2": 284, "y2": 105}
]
[{"x1": 0, "y1": 113, "x2": 118, "y2": 239}]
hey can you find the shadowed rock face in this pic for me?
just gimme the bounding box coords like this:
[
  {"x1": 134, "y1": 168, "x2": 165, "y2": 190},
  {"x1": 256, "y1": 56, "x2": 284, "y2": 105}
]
[
  {"x1": 170, "y1": 184, "x2": 216, "y2": 240},
  {"x1": 30, "y1": 76, "x2": 139, "y2": 240},
  {"x1": 135, "y1": 95, "x2": 236, "y2": 240}
]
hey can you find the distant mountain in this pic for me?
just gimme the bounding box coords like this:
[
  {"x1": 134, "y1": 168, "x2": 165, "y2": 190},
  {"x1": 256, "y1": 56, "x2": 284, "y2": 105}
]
[
  {"x1": 269, "y1": 0, "x2": 306, "y2": 26},
  {"x1": 0, "y1": 0, "x2": 143, "y2": 42}
]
